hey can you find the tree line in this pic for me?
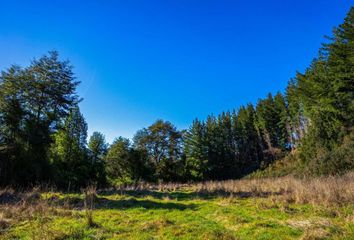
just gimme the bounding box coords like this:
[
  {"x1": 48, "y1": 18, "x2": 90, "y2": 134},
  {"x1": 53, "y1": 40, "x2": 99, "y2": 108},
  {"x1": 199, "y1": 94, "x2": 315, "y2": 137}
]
[{"x1": 1, "y1": 7, "x2": 353, "y2": 189}]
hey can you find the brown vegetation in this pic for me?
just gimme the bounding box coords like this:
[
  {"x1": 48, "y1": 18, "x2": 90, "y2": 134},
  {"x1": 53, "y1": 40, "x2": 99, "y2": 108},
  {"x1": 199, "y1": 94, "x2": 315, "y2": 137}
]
[
  {"x1": 192, "y1": 172, "x2": 354, "y2": 206},
  {"x1": 112, "y1": 172, "x2": 354, "y2": 207},
  {"x1": 83, "y1": 186, "x2": 98, "y2": 227}
]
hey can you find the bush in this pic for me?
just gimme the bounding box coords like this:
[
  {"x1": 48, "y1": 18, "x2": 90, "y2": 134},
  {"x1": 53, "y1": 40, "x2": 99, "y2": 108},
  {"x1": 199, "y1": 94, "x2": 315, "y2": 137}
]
[{"x1": 309, "y1": 133, "x2": 354, "y2": 176}]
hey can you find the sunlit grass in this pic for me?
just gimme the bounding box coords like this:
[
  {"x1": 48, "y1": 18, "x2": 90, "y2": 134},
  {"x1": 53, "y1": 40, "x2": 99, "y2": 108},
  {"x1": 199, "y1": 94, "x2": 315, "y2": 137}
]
[{"x1": 1, "y1": 185, "x2": 353, "y2": 240}]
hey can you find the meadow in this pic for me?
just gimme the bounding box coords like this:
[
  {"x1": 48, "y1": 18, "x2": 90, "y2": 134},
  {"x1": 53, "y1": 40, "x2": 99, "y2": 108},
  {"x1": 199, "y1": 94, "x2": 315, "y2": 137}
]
[{"x1": 0, "y1": 173, "x2": 353, "y2": 240}]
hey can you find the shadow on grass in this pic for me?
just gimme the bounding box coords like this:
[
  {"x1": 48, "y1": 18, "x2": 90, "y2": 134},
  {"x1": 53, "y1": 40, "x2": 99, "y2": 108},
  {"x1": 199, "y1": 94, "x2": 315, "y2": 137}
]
[
  {"x1": 96, "y1": 197, "x2": 196, "y2": 210},
  {"x1": 100, "y1": 189, "x2": 282, "y2": 201},
  {"x1": 50, "y1": 195, "x2": 196, "y2": 211}
]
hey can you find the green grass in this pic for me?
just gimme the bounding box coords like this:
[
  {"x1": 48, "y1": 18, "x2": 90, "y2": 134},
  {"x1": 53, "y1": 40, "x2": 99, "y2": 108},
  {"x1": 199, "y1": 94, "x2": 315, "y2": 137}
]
[{"x1": 1, "y1": 190, "x2": 353, "y2": 240}]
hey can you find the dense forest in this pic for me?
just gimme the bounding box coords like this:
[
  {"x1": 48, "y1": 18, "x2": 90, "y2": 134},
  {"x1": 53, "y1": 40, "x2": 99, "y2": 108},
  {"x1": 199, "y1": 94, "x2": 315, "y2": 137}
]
[{"x1": 0, "y1": 7, "x2": 353, "y2": 189}]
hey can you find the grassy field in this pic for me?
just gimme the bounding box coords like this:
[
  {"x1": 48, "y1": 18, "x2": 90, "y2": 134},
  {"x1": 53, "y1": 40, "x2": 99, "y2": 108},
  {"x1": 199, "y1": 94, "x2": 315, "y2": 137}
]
[{"x1": 1, "y1": 175, "x2": 354, "y2": 239}]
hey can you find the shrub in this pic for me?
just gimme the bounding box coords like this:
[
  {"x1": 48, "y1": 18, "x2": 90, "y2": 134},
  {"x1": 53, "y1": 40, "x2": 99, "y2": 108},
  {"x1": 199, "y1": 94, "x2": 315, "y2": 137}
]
[{"x1": 308, "y1": 132, "x2": 354, "y2": 176}]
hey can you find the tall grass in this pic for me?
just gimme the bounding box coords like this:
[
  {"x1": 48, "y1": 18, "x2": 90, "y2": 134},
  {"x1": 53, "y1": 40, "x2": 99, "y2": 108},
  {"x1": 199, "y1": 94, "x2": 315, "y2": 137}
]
[
  {"x1": 193, "y1": 173, "x2": 354, "y2": 206},
  {"x1": 83, "y1": 186, "x2": 97, "y2": 228},
  {"x1": 112, "y1": 172, "x2": 354, "y2": 207}
]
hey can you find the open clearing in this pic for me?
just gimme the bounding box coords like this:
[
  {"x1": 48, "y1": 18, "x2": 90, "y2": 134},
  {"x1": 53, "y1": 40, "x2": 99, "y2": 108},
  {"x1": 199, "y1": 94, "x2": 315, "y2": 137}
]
[{"x1": 1, "y1": 176, "x2": 354, "y2": 240}]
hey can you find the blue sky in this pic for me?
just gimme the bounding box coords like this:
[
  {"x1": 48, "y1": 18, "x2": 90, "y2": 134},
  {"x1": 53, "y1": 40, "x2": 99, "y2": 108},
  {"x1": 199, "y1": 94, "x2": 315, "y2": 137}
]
[{"x1": 0, "y1": 1, "x2": 352, "y2": 143}]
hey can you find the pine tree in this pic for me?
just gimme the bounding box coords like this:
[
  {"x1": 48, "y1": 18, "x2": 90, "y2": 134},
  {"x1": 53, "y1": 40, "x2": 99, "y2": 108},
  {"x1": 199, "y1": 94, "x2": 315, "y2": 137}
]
[
  {"x1": 274, "y1": 92, "x2": 291, "y2": 150},
  {"x1": 234, "y1": 104, "x2": 263, "y2": 174},
  {"x1": 285, "y1": 78, "x2": 307, "y2": 149},
  {"x1": 89, "y1": 132, "x2": 108, "y2": 162},
  {"x1": 184, "y1": 119, "x2": 208, "y2": 181},
  {"x1": 217, "y1": 111, "x2": 236, "y2": 178},
  {"x1": 204, "y1": 115, "x2": 219, "y2": 179}
]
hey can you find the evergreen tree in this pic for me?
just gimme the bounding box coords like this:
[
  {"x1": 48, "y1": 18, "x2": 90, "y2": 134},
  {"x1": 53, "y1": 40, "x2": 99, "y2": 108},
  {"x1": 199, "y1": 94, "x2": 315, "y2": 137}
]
[
  {"x1": 89, "y1": 131, "x2": 108, "y2": 162},
  {"x1": 296, "y1": 7, "x2": 354, "y2": 173},
  {"x1": 204, "y1": 115, "x2": 219, "y2": 179},
  {"x1": 105, "y1": 137, "x2": 132, "y2": 182},
  {"x1": 285, "y1": 78, "x2": 307, "y2": 149},
  {"x1": 234, "y1": 104, "x2": 263, "y2": 174},
  {"x1": 184, "y1": 119, "x2": 208, "y2": 181},
  {"x1": 88, "y1": 131, "x2": 108, "y2": 186},
  {"x1": 274, "y1": 92, "x2": 291, "y2": 150},
  {"x1": 217, "y1": 111, "x2": 236, "y2": 178},
  {"x1": 325, "y1": 7, "x2": 354, "y2": 129},
  {"x1": 50, "y1": 106, "x2": 90, "y2": 189},
  {"x1": 1, "y1": 7, "x2": 354, "y2": 186}
]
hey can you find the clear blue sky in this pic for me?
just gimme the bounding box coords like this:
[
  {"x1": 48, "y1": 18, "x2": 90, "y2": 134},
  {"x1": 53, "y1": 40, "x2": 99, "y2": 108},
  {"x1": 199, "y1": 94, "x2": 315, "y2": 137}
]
[{"x1": 0, "y1": 1, "x2": 352, "y2": 142}]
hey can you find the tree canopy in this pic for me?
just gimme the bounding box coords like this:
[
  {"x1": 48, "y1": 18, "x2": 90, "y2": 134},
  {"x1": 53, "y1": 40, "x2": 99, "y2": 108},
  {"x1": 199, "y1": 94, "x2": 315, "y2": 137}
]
[{"x1": 1, "y1": 7, "x2": 353, "y2": 188}]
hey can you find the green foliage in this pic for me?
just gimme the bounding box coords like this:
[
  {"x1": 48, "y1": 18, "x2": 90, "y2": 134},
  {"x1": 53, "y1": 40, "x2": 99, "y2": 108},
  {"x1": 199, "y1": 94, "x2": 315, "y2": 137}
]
[
  {"x1": 105, "y1": 137, "x2": 133, "y2": 181},
  {"x1": 0, "y1": 52, "x2": 109, "y2": 189},
  {"x1": 305, "y1": 130, "x2": 354, "y2": 176},
  {"x1": 88, "y1": 132, "x2": 108, "y2": 187},
  {"x1": 285, "y1": 78, "x2": 306, "y2": 149},
  {"x1": 133, "y1": 120, "x2": 184, "y2": 182},
  {"x1": 294, "y1": 7, "x2": 354, "y2": 173},
  {"x1": 0, "y1": 51, "x2": 79, "y2": 186},
  {"x1": 234, "y1": 104, "x2": 264, "y2": 173},
  {"x1": 50, "y1": 106, "x2": 92, "y2": 189},
  {"x1": 255, "y1": 93, "x2": 291, "y2": 151},
  {"x1": 1, "y1": 7, "x2": 354, "y2": 187},
  {"x1": 88, "y1": 132, "x2": 108, "y2": 161},
  {"x1": 203, "y1": 113, "x2": 238, "y2": 180},
  {"x1": 184, "y1": 119, "x2": 208, "y2": 181},
  {"x1": 106, "y1": 137, "x2": 153, "y2": 184}
]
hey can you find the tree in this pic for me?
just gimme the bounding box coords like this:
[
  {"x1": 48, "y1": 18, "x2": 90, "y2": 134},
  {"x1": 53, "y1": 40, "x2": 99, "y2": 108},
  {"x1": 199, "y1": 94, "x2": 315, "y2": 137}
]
[
  {"x1": 24, "y1": 51, "x2": 80, "y2": 173},
  {"x1": 0, "y1": 51, "x2": 80, "y2": 186},
  {"x1": 285, "y1": 78, "x2": 307, "y2": 149},
  {"x1": 88, "y1": 131, "x2": 108, "y2": 186},
  {"x1": 295, "y1": 7, "x2": 354, "y2": 172},
  {"x1": 325, "y1": 7, "x2": 354, "y2": 129},
  {"x1": 216, "y1": 111, "x2": 237, "y2": 179},
  {"x1": 0, "y1": 66, "x2": 25, "y2": 144},
  {"x1": 1, "y1": 7, "x2": 354, "y2": 186},
  {"x1": 184, "y1": 119, "x2": 208, "y2": 181},
  {"x1": 0, "y1": 66, "x2": 27, "y2": 185},
  {"x1": 50, "y1": 106, "x2": 90, "y2": 189},
  {"x1": 105, "y1": 137, "x2": 132, "y2": 182},
  {"x1": 105, "y1": 137, "x2": 153, "y2": 183},
  {"x1": 255, "y1": 93, "x2": 291, "y2": 151},
  {"x1": 133, "y1": 120, "x2": 184, "y2": 181},
  {"x1": 88, "y1": 132, "x2": 108, "y2": 162},
  {"x1": 234, "y1": 104, "x2": 263, "y2": 174},
  {"x1": 203, "y1": 115, "x2": 218, "y2": 179},
  {"x1": 273, "y1": 92, "x2": 291, "y2": 150}
]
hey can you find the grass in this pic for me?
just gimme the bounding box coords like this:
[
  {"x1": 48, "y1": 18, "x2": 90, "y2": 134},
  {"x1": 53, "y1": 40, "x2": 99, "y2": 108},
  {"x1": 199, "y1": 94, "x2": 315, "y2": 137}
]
[{"x1": 0, "y1": 174, "x2": 353, "y2": 239}]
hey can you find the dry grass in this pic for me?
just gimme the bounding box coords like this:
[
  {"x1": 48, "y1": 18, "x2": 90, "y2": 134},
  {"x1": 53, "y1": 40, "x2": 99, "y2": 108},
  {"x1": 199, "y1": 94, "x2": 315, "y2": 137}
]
[
  {"x1": 0, "y1": 212, "x2": 10, "y2": 231},
  {"x1": 0, "y1": 187, "x2": 55, "y2": 239},
  {"x1": 192, "y1": 172, "x2": 354, "y2": 206},
  {"x1": 0, "y1": 186, "x2": 101, "y2": 238},
  {"x1": 83, "y1": 186, "x2": 98, "y2": 228},
  {"x1": 112, "y1": 172, "x2": 354, "y2": 207}
]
